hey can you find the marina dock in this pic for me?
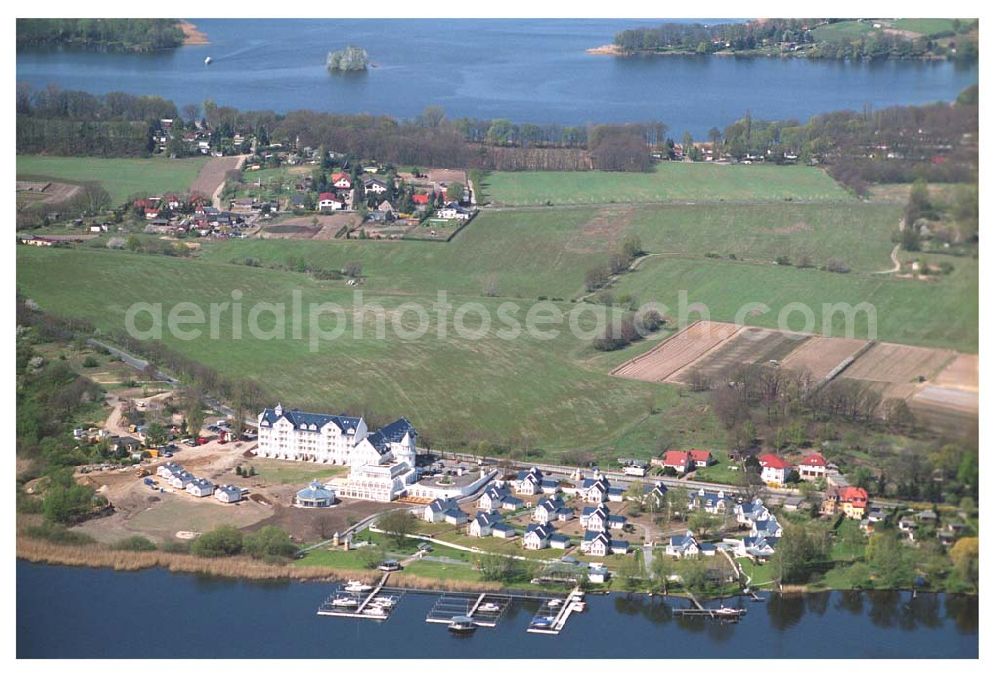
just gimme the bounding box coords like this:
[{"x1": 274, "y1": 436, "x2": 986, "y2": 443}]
[
  {"x1": 317, "y1": 573, "x2": 405, "y2": 621},
  {"x1": 526, "y1": 586, "x2": 585, "y2": 635},
  {"x1": 425, "y1": 592, "x2": 512, "y2": 627}
]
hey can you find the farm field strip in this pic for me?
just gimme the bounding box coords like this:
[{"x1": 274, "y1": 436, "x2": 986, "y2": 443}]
[
  {"x1": 672, "y1": 327, "x2": 809, "y2": 384},
  {"x1": 190, "y1": 155, "x2": 245, "y2": 204},
  {"x1": 483, "y1": 163, "x2": 855, "y2": 206},
  {"x1": 839, "y1": 342, "x2": 957, "y2": 385},
  {"x1": 779, "y1": 336, "x2": 869, "y2": 380},
  {"x1": 16, "y1": 155, "x2": 209, "y2": 205},
  {"x1": 610, "y1": 320, "x2": 978, "y2": 429},
  {"x1": 611, "y1": 320, "x2": 740, "y2": 382}
]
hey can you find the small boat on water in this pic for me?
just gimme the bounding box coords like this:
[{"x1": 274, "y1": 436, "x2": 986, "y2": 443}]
[
  {"x1": 371, "y1": 596, "x2": 395, "y2": 608},
  {"x1": 715, "y1": 607, "x2": 745, "y2": 615},
  {"x1": 478, "y1": 602, "x2": 501, "y2": 613},
  {"x1": 362, "y1": 607, "x2": 388, "y2": 617},
  {"x1": 713, "y1": 607, "x2": 746, "y2": 621},
  {"x1": 204, "y1": 56, "x2": 213, "y2": 65},
  {"x1": 448, "y1": 616, "x2": 477, "y2": 634},
  {"x1": 330, "y1": 596, "x2": 358, "y2": 607},
  {"x1": 530, "y1": 615, "x2": 555, "y2": 629},
  {"x1": 344, "y1": 580, "x2": 373, "y2": 592},
  {"x1": 547, "y1": 598, "x2": 563, "y2": 608}
]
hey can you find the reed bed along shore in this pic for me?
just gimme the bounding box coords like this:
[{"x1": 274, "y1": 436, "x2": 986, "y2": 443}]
[
  {"x1": 17, "y1": 537, "x2": 358, "y2": 582},
  {"x1": 17, "y1": 538, "x2": 508, "y2": 593}
]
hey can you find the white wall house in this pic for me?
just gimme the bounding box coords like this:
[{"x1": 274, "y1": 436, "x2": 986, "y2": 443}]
[
  {"x1": 759, "y1": 454, "x2": 792, "y2": 486},
  {"x1": 665, "y1": 531, "x2": 700, "y2": 558},
  {"x1": 523, "y1": 523, "x2": 553, "y2": 550},
  {"x1": 214, "y1": 485, "x2": 243, "y2": 503},
  {"x1": 797, "y1": 451, "x2": 828, "y2": 480},
  {"x1": 186, "y1": 478, "x2": 215, "y2": 497},
  {"x1": 258, "y1": 404, "x2": 418, "y2": 502}
]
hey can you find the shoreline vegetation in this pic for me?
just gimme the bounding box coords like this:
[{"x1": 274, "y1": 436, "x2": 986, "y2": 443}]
[
  {"x1": 16, "y1": 535, "x2": 978, "y2": 599},
  {"x1": 178, "y1": 21, "x2": 209, "y2": 46},
  {"x1": 16, "y1": 19, "x2": 186, "y2": 53},
  {"x1": 16, "y1": 537, "x2": 508, "y2": 592},
  {"x1": 592, "y1": 18, "x2": 978, "y2": 63}
]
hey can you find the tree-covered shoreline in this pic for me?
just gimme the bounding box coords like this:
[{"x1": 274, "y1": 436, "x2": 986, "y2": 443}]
[
  {"x1": 16, "y1": 19, "x2": 185, "y2": 53},
  {"x1": 610, "y1": 19, "x2": 978, "y2": 63}
]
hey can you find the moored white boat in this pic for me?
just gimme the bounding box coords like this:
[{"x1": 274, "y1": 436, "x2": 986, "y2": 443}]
[
  {"x1": 478, "y1": 602, "x2": 500, "y2": 613},
  {"x1": 344, "y1": 580, "x2": 373, "y2": 592}
]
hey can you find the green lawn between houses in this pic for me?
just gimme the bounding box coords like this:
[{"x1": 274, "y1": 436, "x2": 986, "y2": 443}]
[
  {"x1": 481, "y1": 163, "x2": 854, "y2": 206},
  {"x1": 16, "y1": 155, "x2": 208, "y2": 205}
]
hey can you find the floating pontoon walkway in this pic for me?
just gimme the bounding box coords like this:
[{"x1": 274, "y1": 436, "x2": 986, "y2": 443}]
[
  {"x1": 425, "y1": 592, "x2": 512, "y2": 627},
  {"x1": 526, "y1": 586, "x2": 585, "y2": 635},
  {"x1": 317, "y1": 573, "x2": 406, "y2": 621}
]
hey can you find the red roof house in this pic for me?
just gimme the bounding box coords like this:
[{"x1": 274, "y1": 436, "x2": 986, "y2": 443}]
[
  {"x1": 689, "y1": 449, "x2": 714, "y2": 467},
  {"x1": 759, "y1": 454, "x2": 789, "y2": 469},
  {"x1": 798, "y1": 451, "x2": 828, "y2": 479},
  {"x1": 662, "y1": 450, "x2": 692, "y2": 474},
  {"x1": 331, "y1": 172, "x2": 352, "y2": 189},
  {"x1": 412, "y1": 193, "x2": 430, "y2": 205},
  {"x1": 758, "y1": 454, "x2": 791, "y2": 486},
  {"x1": 838, "y1": 486, "x2": 869, "y2": 518}
]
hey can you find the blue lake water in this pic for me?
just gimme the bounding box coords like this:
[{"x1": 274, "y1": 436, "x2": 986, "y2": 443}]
[
  {"x1": 15, "y1": 19, "x2": 979, "y2": 136},
  {"x1": 17, "y1": 562, "x2": 978, "y2": 658}
]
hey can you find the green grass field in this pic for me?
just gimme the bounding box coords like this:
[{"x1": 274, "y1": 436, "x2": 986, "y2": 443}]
[
  {"x1": 615, "y1": 252, "x2": 979, "y2": 353},
  {"x1": 17, "y1": 246, "x2": 726, "y2": 456},
  {"x1": 810, "y1": 20, "x2": 878, "y2": 42},
  {"x1": 481, "y1": 163, "x2": 854, "y2": 206},
  {"x1": 889, "y1": 18, "x2": 973, "y2": 36},
  {"x1": 612, "y1": 254, "x2": 978, "y2": 353},
  {"x1": 15, "y1": 159, "x2": 975, "y2": 458},
  {"x1": 249, "y1": 459, "x2": 348, "y2": 485},
  {"x1": 16, "y1": 155, "x2": 209, "y2": 204},
  {"x1": 200, "y1": 202, "x2": 898, "y2": 304}
]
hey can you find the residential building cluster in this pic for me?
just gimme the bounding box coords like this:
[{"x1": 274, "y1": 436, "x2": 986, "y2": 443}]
[{"x1": 156, "y1": 462, "x2": 244, "y2": 504}]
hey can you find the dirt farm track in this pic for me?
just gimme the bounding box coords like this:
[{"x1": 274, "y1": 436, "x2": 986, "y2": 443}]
[{"x1": 612, "y1": 321, "x2": 978, "y2": 436}]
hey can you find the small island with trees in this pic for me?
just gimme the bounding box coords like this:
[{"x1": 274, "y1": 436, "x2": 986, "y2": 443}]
[
  {"x1": 326, "y1": 46, "x2": 370, "y2": 73},
  {"x1": 592, "y1": 18, "x2": 978, "y2": 63}
]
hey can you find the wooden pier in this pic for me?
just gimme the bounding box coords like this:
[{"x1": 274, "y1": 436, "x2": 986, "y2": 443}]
[
  {"x1": 526, "y1": 586, "x2": 585, "y2": 635},
  {"x1": 672, "y1": 590, "x2": 746, "y2": 622}
]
